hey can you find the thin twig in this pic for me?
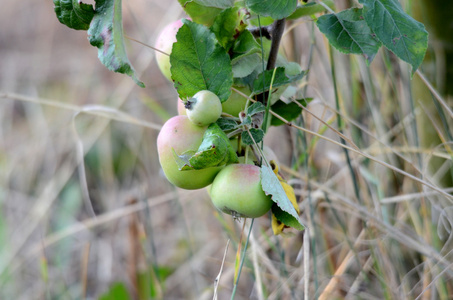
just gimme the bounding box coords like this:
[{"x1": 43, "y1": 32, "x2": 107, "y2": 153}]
[
  {"x1": 231, "y1": 219, "x2": 255, "y2": 300},
  {"x1": 125, "y1": 35, "x2": 170, "y2": 56},
  {"x1": 0, "y1": 92, "x2": 162, "y2": 130},
  {"x1": 416, "y1": 70, "x2": 453, "y2": 119},
  {"x1": 213, "y1": 239, "x2": 230, "y2": 300},
  {"x1": 231, "y1": 87, "x2": 453, "y2": 201}
]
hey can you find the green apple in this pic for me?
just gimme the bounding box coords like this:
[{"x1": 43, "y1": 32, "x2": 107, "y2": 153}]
[
  {"x1": 157, "y1": 115, "x2": 222, "y2": 189},
  {"x1": 210, "y1": 164, "x2": 273, "y2": 218},
  {"x1": 177, "y1": 98, "x2": 186, "y2": 115},
  {"x1": 221, "y1": 86, "x2": 251, "y2": 117},
  {"x1": 155, "y1": 19, "x2": 184, "y2": 81},
  {"x1": 186, "y1": 90, "x2": 222, "y2": 126}
]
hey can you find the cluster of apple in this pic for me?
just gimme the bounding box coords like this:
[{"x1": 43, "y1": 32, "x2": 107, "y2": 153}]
[{"x1": 155, "y1": 20, "x2": 273, "y2": 219}]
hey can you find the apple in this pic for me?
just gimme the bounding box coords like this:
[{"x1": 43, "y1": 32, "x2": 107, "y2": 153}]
[
  {"x1": 157, "y1": 115, "x2": 222, "y2": 189},
  {"x1": 185, "y1": 90, "x2": 222, "y2": 126},
  {"x1": 237, "y1": 156, "x2": 255, "y2": 165},
  {"x1": 210, "y1": 164, "x2": 273, "y2": 218},
  {"x1": 155, "y1": 19, "x2": 184, "y2": 81},
  {"x1": 221, "y1": 86, "x2": 251, "y2": 117},
  {"x1": 177, "y1": 98, "x2": 186, "y2": 115}
]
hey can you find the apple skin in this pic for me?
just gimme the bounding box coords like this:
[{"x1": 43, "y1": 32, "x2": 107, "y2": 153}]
[
  {"x1": 177, "y1": 98, "x2": 186, "y2": 115},
  {"x1": 155, "y1": 20, "x2": 184, "y2": 81},
  {"x1": 180, "y1": 86, "x2": 250, "y2": 118},
  {"x1": 157, "y1": 115, "x2": 222, "y2": 189},
  {"x1": 221, "y1": 86, "x2": 251, "y2": 117},
  {"x1": 210, "y1": 164, "x2": 273, "y2": 218},
  {"x1": 186, "y1": 90, "x2": 222, "y2": 126}
]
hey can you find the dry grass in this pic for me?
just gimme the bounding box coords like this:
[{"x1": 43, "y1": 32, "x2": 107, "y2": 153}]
[{"x1": 0, "y1": 0, "x2": 452, "y2": 299}]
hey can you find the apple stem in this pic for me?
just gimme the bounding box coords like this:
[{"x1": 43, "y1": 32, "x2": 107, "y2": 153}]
[{"x1": 184, "y1": 98, "x2": 196, "y2": 110}]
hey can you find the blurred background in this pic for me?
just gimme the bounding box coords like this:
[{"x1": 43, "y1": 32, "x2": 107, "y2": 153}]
[{"x1": 0, "y1": 0, "x2": 452, "y2": 299}]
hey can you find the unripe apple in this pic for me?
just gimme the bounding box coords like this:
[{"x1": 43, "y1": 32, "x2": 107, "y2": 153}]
[
  {"x1": 237, "y1": 156, "x2": 255, "y2": 165},
  {"x1": 210, "y1": 164, "x2": 273, "y2": 218},
  {"x1": 222, "y1": 86, "x2": 251, "y2": 117},
  {"x1": 155, "y1": 19, "x2": 184, "y2": 81},
  {"x1": 177, "y1": 98, "x2": 186, "y2": 115},
  {"x1": 186, "y1": 90, "x2": 222, "y2": 127},
  {"x1": 157, "y1": 115, "x2": 222, "y2": 189}
]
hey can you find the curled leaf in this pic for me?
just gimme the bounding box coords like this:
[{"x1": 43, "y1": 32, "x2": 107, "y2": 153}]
[
  {"x1": 173, "y1": 123, "x2": 238, "y2": 170},
  {"x1": 87, "y1": 0, "x2": 144, "y2": 87},
  {"x1": 267, "y1": 160, "x2": 303, "y2": 235},
  {"x1": 54, "y1": 0, "x2": 94, "y2": 30}
]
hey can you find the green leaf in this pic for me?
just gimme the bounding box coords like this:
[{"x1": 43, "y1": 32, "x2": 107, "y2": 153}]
[
  {"x1": 246, "y1": 102, "x2": 266, "y2": 116},
  {"x1": 170, "y1": 19, "x2": 233, "y2": 102},
  {"x1": 178, "y1": 0, "x2": 232, "y2": 26},
  {"x1": 316, "y1": 8, "x2": 382, "y2": 64},
  {"x1": 87, "y1": 0, "x2": 144, "y2": 87},
  {"x1": 136, "y1": 266, "x2": 173, "y2": 299},
  {"x1": 231, "y1": 30, "x2": 262, "y2": 63},
  {"x1": 261, "y1": 165, "x2": 304, "y2": 227},
  {"x1": 359, "y1": 0, "x2": 428, "y2": 74},
  {"x1": 270, "y1": 98, "x2": 312, "y2": 126},
  {"x1": 287, "y1": 0, "x2": 336, "y2": 19},
  {"x1": 232, "y1": 53, "x2": 262, "y2": 78},
  {"x1": 241, "y1": 115, "x2": 252, "y2": 126},
  {"x1": 272, "y1": 204, "x2": 304, "y2": 231},
  {"x1": 99, "y1": 282, "x2": 131, "y2": 300},
  {"x1": 216, "y1": 118, "x2": 239, "y2": 131},
  {"x1": 248, "y1": 15, "x2": 275, "y2": 27},
  {"x1": 193, "y1": 0, "x2": 234, "y2": 8},
  {"x1": 54, "y1": 0, "x2": 94, "y2": 30},
  {"x1": 210, "y1": 7, "x2": 247, "y2": 50},
  {"x1": 252, "y1": 67, "x2": 306, "y2": 94},
  {"x1": 173, "y1": 123, "x2": 238, "y2": 170},
  {"x1": 245, "y1": 0, "x2": 298, "y2": 20},
  {"x1": 241, "y1": 128, "x2": 264, "y2": 145},
  {"x1": 231, "y1": 30, "x2": 263, "y2": 78}
]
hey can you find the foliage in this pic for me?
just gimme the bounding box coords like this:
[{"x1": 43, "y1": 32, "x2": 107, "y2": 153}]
[
  {"x1": 52, "y1": 0, "x2": 429, "y2": 234},
  {"x1": 43, "y1": 1, "x2": 445, "y2": 299}
]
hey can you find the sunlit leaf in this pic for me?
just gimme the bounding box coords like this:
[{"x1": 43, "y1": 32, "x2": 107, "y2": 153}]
[
  {"x1": 171, "y1": 19, "x2": 233, "y2": 102},
  {"x1": 178, "y1": 0, "x2": 233, "y2": 26},
  {"x1": 246, "y1": 0, "x2": 298, "y2": 20},
  {"x1": 287, "y1": 0, "x2": 336, "y2": 19}
]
